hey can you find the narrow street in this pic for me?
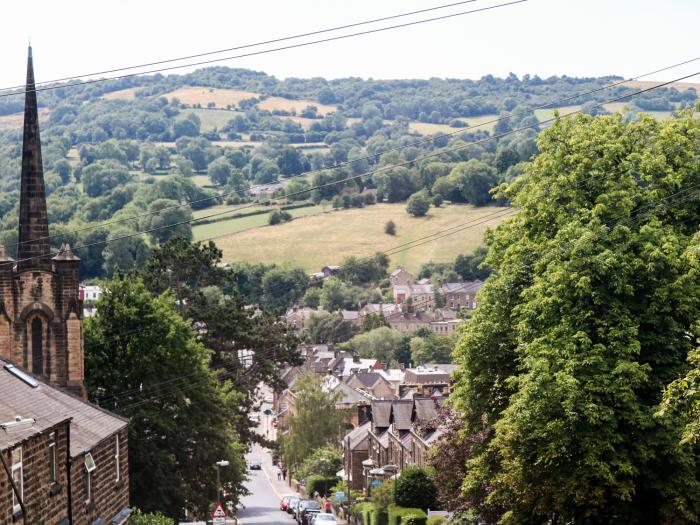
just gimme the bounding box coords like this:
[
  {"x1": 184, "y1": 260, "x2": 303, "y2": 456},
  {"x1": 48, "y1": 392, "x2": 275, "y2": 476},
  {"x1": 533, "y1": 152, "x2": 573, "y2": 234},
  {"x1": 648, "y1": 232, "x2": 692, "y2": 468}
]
[
  {"x1": 238, "y1": 391, "x2": 296, "y2": 525},
  {"x1": 238, "y1": 450, "x2": 288, "y2": 525}
]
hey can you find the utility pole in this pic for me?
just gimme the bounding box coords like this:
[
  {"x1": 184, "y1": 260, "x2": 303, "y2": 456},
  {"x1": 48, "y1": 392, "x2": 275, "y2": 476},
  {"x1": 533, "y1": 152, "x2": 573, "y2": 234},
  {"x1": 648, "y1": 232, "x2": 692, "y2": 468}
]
[{"x1": 215, "y1": 460, "x2": 229, "y2": 503}]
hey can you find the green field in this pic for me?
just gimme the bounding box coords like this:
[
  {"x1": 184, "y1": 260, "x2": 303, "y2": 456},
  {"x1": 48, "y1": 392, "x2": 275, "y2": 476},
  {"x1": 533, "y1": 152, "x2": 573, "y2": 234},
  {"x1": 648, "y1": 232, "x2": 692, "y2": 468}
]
[
  {"x1": 409, "y1": 113, "x2": 499, "y2": 135},
  {"x1": 535, "y1": 103, "x2": 675, "y2": 122},
  {"x1": 186, "y1": 108, "x2": 244, "y2": 131},
  {"x1": 209, "y1": 203, "x2": 511, "y2": 273},
  {"x1": 192, "y1": 203, "x2": 331, "y2": 240}
]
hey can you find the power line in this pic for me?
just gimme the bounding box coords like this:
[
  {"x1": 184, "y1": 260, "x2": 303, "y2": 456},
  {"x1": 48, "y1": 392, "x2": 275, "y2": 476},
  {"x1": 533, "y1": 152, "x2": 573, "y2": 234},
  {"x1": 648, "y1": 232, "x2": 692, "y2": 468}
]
[
  {"x1": 19, "y1": 69, "x2": 700, "y2": 265},
  {"x1": 87, "y1": 181, "x2": 700, "y2": 411},
  {"x1": 0, "y1": 0, "x2": 527, "y2": 100},
  {"x1": 0, "y1": 1, "x2": 481, "y2": 94},
  {"x1": 13, "y1": 54, "x2": 700, "y2": 249}
]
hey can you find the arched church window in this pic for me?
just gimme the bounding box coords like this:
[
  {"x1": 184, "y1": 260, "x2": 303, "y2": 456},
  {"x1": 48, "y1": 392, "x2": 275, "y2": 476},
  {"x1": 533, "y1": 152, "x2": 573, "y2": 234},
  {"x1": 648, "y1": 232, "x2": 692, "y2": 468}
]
[{"x1": 31, "y1": 318, "x2": 43, "y2": 375}]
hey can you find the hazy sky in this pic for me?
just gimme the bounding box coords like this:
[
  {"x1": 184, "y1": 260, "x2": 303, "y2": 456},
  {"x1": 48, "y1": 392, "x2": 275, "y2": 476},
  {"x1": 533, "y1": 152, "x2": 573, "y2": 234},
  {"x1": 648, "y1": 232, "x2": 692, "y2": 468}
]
[{"x1": 1, "y1": 0, "x2": 699, "y2": 88}]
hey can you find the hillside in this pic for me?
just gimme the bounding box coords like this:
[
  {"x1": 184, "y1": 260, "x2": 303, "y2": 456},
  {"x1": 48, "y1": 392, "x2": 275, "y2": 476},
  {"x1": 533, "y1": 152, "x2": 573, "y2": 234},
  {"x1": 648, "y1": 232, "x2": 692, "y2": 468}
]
[
  {"x1": 0, "y1": 66, "x2": 696, "y2": 280},
  {"x1": 208, "y1": 203, "x2": 510, "y2": 273}
]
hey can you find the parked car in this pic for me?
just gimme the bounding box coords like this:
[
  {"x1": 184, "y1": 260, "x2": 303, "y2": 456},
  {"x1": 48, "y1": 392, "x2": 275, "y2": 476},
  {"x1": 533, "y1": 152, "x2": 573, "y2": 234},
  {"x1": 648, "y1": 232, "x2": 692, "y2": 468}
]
[
  {"x1": 280, "y1": 495, "x2": 293, "y2": 511},
  {"x1": 287, "y1": 496, "x2": 300, "y2": 515},
  {"x1": 248, "y1": 458, "x2": 262, "y2": 470},
  {"x1": 312, "y1": 514, "x2": 338, "y2": 525},
  {"x1": 297, "y1": 500, "x2": 322, "y2": 525}
]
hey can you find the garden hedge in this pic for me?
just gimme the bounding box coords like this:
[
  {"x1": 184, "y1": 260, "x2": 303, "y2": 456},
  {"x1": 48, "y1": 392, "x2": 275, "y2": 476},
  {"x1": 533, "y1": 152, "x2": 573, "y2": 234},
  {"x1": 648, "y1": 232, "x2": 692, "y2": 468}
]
[{"x1": 388, "y1": 505, "x2": 428, "y2": 525}]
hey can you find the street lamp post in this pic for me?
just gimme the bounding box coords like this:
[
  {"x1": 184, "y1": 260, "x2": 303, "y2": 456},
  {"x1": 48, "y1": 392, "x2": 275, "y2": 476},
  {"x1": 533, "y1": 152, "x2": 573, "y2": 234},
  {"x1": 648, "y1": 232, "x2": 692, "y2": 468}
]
[{"x1": 216, "y1": 460, "x2": 230, "y2": 503}]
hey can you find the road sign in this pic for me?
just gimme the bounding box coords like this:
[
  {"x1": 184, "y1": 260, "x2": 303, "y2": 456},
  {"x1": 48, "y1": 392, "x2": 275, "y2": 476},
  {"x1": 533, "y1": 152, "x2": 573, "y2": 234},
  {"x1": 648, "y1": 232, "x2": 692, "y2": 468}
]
[
  {"x1": 213, "y1": 519, "x2": 226, "y2": 525},
  {"x1": 335, "y1": 491, "x2": 346, "y2": 501},
  {"x1": 212, "y1": 503, "x2": 227, "y2": 519}
]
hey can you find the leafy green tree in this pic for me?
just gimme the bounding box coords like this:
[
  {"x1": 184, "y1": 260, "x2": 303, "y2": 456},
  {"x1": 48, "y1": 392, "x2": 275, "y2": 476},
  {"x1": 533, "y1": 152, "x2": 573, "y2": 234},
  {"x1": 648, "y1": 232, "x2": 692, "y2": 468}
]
[
  {"x1": 53, "y1": 159, "x2": 72, "y2": 183},
  {"x1": 297, "y1": 446, "x2": 343, "y2": 479},
  {"x1": 261, "y1": 266, "x2": 308, "y2": 313},
  {"x1": 406, "y1": 191, "x2": 430, "y2": 217},
  {"x1": 395, "y1": 467, "x2": 437, "y2": 512},
  {"x1": 337, "y1": 253, "x2": 389, "y2": 286},
  {"x1": 452, "y1": 111, "x2": 700, "y2": 523},
  {"x1": 282, "y1": 373, "x2": 346, "y2": 468},
  {"x1": 173, "y1": 113, "x2": 201, "y2": 138},
  {"x1": 277, "y1": 147, "x2": 308, "y2": 176},
  {"x1": 374, "y1": 167, "x2": 421, "y2": 203},
  {"x1": 307, "y1": 311, "x2": 358, "y2": 344},
  {"x1": 140, "y1": 198, "x2": 193, "y2": 245},
  {"x1": 342, "y1": 326, "x2": 403, "y2": 363},
  {"x1": 363, "y1": 312, "x2": 389, "y2": 332},
  {"x1": 102, "y1": 228, "x2": 151, "y2": 277},
  {"x1": 660, "y1": 330, "x2": 700, "y2": 445},
  {"x1": 141, "y1": 238, "x2": 302, "y2": 443},
  {"x1": 82, "y1": 160, "x2": 132, "y2": 197},
  {"x1": 452, "y1": 246, "x2": 490, "y2": 281},
  {"x1": 410, "y1": 334, "x2": 457, "y2": 365},
  {"x1": 85, "y1": 276, "x2": 247, "y2": 517},
  {"x1": 448, "y1": 160, "x2": 497, "y2": 205},
  {"x1": 207, "y1": 156, "x2": 233, "y2": 186},
  {"x1": 385, "y1": 220, "x2": 396, "y2": 236}
]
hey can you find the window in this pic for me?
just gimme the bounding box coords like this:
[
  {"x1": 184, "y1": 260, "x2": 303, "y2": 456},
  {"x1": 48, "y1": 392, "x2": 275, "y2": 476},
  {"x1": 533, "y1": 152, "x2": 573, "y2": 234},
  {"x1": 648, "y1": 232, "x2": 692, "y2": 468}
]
[
  {"x1": 31, "y1": 318, "x2": 43, "y2": 375},
  {"x1": 49, "y1": 432, "x2": 57, "y2": 483},
  {"x1": 114, "y1": 434, "x2": 120, "y2": 482},
  {"x1": 84, "y1": 453, "x2": 96, "y2": 504},
  {"x1": 11, "y1": 447, "x2": 23, "y2": 514}
]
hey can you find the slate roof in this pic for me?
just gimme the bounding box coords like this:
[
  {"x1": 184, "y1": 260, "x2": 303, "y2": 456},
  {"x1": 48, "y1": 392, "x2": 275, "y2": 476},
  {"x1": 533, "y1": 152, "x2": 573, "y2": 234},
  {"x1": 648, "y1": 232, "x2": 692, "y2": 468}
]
[
  {"x1": 344, "y1": 421, "x2": 371, "y2": 450},
  {"x1": 0, "y1": 359, "x2": 127, "y2": 456},
  {"x1": 334, "y1": 382, "x2": 371, "y2": 406},
  {"x1": 440, "y1": 281, "x2": 484, "y2": 295},
  {"x1": 414, "y1": 398, "x2": 440, "y2": 423},
  {"x1": 371, "y1": 400, "x2": 393, "y2": 430},
  {"x1": 409, "y1": 283, "x2": 434, "y2": 295},
  {"x1": 390, "y1": 400, "x2": 414, "y2": 431},
  {"x1": 348, "y1": 372, "x2": 383, "y2": 389}
]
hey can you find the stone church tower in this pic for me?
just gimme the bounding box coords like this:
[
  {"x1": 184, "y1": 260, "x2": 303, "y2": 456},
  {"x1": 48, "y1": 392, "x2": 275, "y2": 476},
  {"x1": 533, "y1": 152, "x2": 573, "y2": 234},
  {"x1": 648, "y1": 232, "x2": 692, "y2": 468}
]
[{"x1": 0, "y1": 47, "x2": 86, "y2": 398}]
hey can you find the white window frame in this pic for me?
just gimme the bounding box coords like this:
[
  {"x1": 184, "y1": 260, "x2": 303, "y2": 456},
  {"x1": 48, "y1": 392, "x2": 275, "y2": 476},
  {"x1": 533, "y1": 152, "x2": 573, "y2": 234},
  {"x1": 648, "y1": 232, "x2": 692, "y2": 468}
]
[
  {"x1": 49, "y1": 432, "x2": 57, "y2": 483},
  {"x1": 84, "y1": 453, "x2": 97, "y2": 504},
  {"x1": 11, "y1": 447, "x2": 23, "y2": 514},
  {"x1": 114, "y1": 434, "x2": 120, "y2": 483}
]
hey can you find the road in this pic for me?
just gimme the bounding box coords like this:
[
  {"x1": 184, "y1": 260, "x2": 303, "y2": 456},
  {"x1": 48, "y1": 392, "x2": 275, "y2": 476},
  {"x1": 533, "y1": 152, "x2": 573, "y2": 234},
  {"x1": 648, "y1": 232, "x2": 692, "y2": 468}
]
[
  {"x1": 238, "y1": 391, "x2": 296, "y2": 525},
  {"x1": 238, "y1": 455, "x2": 287, "y2": 525}
]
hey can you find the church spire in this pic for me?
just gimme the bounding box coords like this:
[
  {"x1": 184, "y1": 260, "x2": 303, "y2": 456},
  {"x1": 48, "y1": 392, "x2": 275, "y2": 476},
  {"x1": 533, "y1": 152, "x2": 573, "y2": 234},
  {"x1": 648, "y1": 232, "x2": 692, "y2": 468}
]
[{"x1": 17, "y1": 45, "x2": 51, "y2": 271}]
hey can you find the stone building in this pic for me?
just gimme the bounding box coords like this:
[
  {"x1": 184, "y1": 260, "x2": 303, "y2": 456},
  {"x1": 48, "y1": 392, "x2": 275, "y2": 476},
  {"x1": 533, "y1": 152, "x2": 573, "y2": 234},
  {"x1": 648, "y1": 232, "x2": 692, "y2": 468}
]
[
  {"x1": 0, "y1": 47, "x2": 130, "y2": 524},
  {"x1": 0, "y1": 47, "x2": 85, "y2": 399}
]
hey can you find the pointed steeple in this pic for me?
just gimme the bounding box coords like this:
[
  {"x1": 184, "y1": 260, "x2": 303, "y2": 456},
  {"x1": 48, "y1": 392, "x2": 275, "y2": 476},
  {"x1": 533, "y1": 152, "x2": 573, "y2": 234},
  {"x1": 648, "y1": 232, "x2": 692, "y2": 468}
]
[{"x1": 17, "y1": 45, "x2": 51, "y2": 271}]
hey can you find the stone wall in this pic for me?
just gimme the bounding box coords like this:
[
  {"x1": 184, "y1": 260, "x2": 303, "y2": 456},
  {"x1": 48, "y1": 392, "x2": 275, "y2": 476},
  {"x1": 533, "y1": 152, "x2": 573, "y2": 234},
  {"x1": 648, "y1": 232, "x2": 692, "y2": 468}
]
[
  {"x1": 0, "y1": 420, "x2": 71, "y2": 524},
  {"x1": 70, "y1": 427, "x2": 129, "y2": 525}
]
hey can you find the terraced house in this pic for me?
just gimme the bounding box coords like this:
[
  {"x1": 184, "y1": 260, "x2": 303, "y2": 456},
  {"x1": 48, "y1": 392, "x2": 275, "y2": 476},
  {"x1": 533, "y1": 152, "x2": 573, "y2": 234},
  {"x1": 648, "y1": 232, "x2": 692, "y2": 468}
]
[{"x1": 0, "y1": 48, "x2": 130, "y2": 525}]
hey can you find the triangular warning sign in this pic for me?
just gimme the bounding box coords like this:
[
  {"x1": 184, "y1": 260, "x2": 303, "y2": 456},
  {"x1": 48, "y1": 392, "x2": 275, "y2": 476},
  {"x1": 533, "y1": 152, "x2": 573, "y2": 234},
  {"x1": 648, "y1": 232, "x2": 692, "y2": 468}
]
[{"x1": 212, "y1": 503, "x2": 226, "y2": 518}]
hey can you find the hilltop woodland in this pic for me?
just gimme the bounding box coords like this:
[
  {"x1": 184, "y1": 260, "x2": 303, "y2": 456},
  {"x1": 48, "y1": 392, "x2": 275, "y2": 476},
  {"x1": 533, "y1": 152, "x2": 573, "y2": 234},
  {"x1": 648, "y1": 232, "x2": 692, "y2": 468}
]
[{"x1": 0, "y1": 67, "x2": 696, "y2": 288}]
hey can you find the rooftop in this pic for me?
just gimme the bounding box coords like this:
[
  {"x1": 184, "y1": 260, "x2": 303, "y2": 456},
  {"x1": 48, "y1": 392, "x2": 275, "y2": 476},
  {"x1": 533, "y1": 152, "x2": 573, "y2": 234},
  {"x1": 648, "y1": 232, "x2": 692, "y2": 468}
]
[{"x1": 0, "y1": 359, "x2": 127, "y2": 455}]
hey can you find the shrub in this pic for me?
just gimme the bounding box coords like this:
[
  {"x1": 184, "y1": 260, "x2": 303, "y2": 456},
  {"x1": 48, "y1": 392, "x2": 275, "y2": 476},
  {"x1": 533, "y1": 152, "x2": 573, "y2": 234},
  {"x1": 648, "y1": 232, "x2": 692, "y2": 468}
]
[
  {"x1": 403, "y1": 515, "x2": 427, "y2": 525},
  {"x1": 431, "y1": 194, "x2": 443, "y2": 208},
  {"x1": 395, "y1": 466, "x2": 437, "y2": 511},
  {"x1": 385, "y1": 220, "x2": 396, "y2": 236},
  {"x1": 353, "y1": 502, "x2": 375, "y2": 525},
  {"x1": 388, "y1": 505, "x2": 428, "y2": 525},
  {"x1": 307, "y1": 475, "x2": 340, "y2": 498},
  {"x1": 269, "y1": 209, "x2": 293, "y2": 225},
  {"x1": 131, "y1": 509, "x2": 174, "y2": 525},
  {"x1": 406, "y1": 191, "x2": 430, "y2": 217},
  {"x1": 426, "y1": 516, "x2": 447, "y2": 525}
]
